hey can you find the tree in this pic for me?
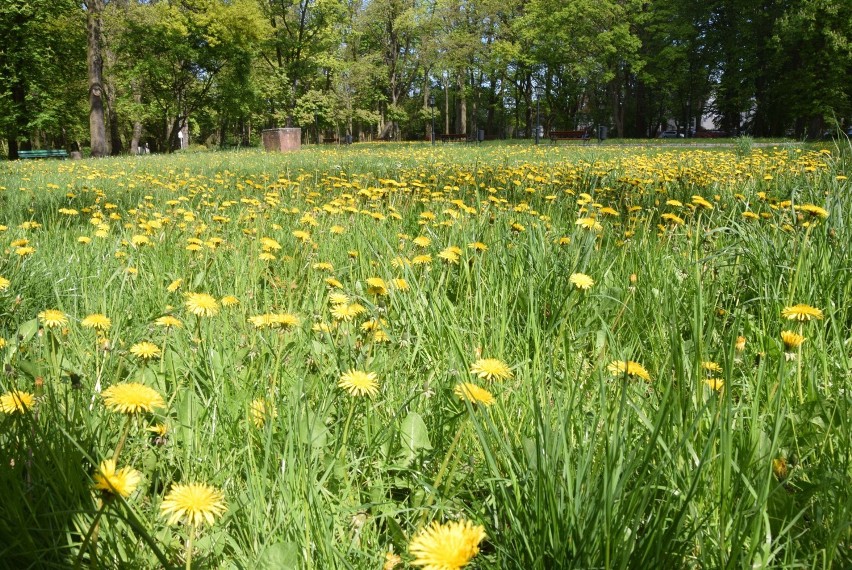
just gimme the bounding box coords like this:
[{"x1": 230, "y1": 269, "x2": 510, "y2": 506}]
[{"x1": 0, "y1": 0, "x2": 82, "y2": 158}]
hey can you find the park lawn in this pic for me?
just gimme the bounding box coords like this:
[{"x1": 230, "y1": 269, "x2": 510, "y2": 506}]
[{"x1": 0, "y1": 142, "x2": 850, "y2": 568}]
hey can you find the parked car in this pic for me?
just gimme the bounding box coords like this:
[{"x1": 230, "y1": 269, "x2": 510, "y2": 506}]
[{"x1": 658, "y1": 130, "x2": 684, "y2": 139}]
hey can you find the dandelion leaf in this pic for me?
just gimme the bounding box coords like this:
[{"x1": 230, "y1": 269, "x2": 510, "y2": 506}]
[
  {"x1": 256, "y1": 541, "x2": 300, "y2": 569},
  {"x1": 398, "y1": 411, "x2": 432, "y2": 465}
]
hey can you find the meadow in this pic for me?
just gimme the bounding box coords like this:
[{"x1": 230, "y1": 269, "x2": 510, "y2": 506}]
[{"x1": 0, "y1": 141, "x2": 850, "y2": 569}]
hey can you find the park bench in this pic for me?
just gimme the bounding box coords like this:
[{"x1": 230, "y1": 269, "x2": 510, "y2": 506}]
[
  {"x1": 439, "y1": 133, "x2": 468, "y2": 143},
  {"x1": 549, "y1": 130, "x2": 590, "y2": 143},
  {"x1": 18, "y1": 149, "x2": 69, "y2": 160}
]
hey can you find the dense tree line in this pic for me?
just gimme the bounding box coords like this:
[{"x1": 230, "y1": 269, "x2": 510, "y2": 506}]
[{"x1": 1, "y1": 0, "x2": 850, "y2": 156}]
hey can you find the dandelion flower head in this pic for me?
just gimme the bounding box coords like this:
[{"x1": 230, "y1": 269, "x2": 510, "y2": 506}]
[
  {"x1": 102, "y1": 382, "x2": 165, "y2": 414},
  {"x1": 607, "y1": 360, "x2": 651, "y2": 381},
  {"x1": 469, "y1": 358, "x2": 513, "y2": 381},
  {"x1": 569, "y1": 273, "x2": 595, "y2": 290},
  {"x1": 338, "y1": 369, "x2": 380, "y2": 397},
  {"x1": 93, "y1": 459, "x2": 142, "y2": 498},
  {"x1": 130, "y1": 341, "x2": 162, "y2": 360},
  {"x1": 0, "y1": 390, "x2": 35, "y2": 414},
  {"x1": 454, "y1": 383, "x2": 495, "y2": 407},
  {"x1": 408, "y1": 519, "x2": 486, "y2": 570},
  {"x1": 781, "y1": 304, "x2": 823, "y2": 321},
  {"x1": 185, "y1": 293, "x2": 220, "y2": 317},
  {"x1": 81, "y1": 313, "x2": 111, "y2": 331},
  {"x1": 38, "y1": 309, "x2": 68, "y2": 328},
  {"x1": 160, "y1": 482, "x2": 227, "y2": 526}
]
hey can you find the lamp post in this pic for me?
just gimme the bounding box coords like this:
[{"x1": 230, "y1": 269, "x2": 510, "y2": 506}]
[{"x1": 428, "y1": 95, "x2": 435, "y2": 145}]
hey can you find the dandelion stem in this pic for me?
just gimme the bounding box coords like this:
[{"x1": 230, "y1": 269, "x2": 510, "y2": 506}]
[
  {"x1": 185, "y1": 524, "x2": 195, "y2": 570},
  {"x1": 339, "y1": 398, "x2": 356, "y2": 459},
  {"x1": 74, "y1": 498, "x2": 109, "y2": 569},
  {"x1": 112, "y1": 415, "x2": 133, "y2": 463}
]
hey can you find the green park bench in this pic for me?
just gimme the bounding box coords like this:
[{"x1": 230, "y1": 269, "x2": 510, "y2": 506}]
[{"x1": 18, "y1": 149, "x2": 69, "y2": 160}]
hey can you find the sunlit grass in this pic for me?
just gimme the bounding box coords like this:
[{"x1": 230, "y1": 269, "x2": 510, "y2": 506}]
[{"x1": 0, "y1": 142, "x2": 849, "y2": 568}]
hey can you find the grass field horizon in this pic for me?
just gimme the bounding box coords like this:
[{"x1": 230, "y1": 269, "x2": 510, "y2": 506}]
[{"x1": 1, "y1": 141, "x2": 850, "y2": 569}]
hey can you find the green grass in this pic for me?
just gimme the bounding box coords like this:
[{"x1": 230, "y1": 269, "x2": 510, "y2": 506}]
[{"x1": 0, "y1": 142, "x2": 850, "y2": 568}]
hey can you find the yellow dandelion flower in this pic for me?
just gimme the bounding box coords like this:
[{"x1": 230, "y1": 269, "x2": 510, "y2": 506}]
[
  {"x1": 735, "y1": 336, "x2": 746, "y2": 352},
  {"x1": 438, "y1": 248, "x2": 460, "y2": 264},
  {"x1": 705, "y1": 378, "x2": 725, "y2": 392},
  {"x1": 331, "y1": 303, "x2": 366, "y2": 322},
  {"x1": 781, "y1": 304, "x2": 823, "y2": 321},
  {"x1": 412, "y1": 254, "x2": 433, "y2": 265},
  {"x1": 160, "y1": 482, "x2": 226, "y2": 526},
  {"x1": 220, "y1": 295, "x2": 239, "y2": 307},
  {"x1": 468, "y1": 242, "x2": 488, "y2": 252},
  {"x1": 260, "y1": 237, "x2": 282, "y2": 251},
  {"x1": 167, "y1": 278, "x2": 183, "y2": 292},
  {"x1": 367, "y1": 277, "x2": 388, "y2": 296},
  {"x1": 93, "y1": 459, "x2": 142, "y2": 498},
  {"x1": 81, "y1": 313, "x2": 111, "y2": 331},
  {"x1": 155, "y1": 315, "x2": 183, "y2": 328},
  {"x1": 661, "y1": 213, "x2": 685, "y2": 225},
  {"x1": 325, "y1": 277, "x2": 344, "y2": 289},
  {"x1": 454, "y1": 383, "x2": 495, "y2": 406},
  {"x1": 248, "y1": 313, "x2": 300, "y2": 329},
  {"x1": 469, "y1": 358, "x2": 513, "y2": 381},
  {"x1": 384, "y1": 551, "x2": 402, "y2": 570},
  {"x1": 413, "y1": 236, "x2": 432, "y2": 248},
  {"x1": 312, "y1": 321, "x2": 334, "y2": 333},
  {"x1": 102, "y1": 383, "x2": 165, "y2": 414},
  {"x1": 607, "y1": 360, "x2": 651, "y2": 381},
  {"x1": 391, "y1": 278, "x2": 409, "y2": 291},
  {"x1": 409, "y1": 519, "x2": 486, "y2": 570},
  {"x1": 130, "y1": 341, "x2": 161, "y2": 360},
  {"x1": 328, "y1": 292, "x2": 350, "y2": 305},
  {"x1": 0, "y1": 276, "x2": 9, "y2": 291},
  {"x1": 772, "y1": 457, "x2": 788, "y2": 480},
  {"x1": 796, "y1": 204, "x2": 828, "y2": 219},
  {"x1": 569, "y1": 273, "x2": 594, "y2": 290},
  {"x1": 250, "y1": 398, "x2": 277, "y2": 428},
  {"x1": 38, "y1": 309, "x2": 68, "y2": 328},
  {"x1": 575, "y1": 217, "x2": 602, "y2": 232},
  {"x1": 0, "y1": 390, "x2": 35, "y2": 414},
  {"x1": 702, "y1": 361, "x2": 722, "y2": 373},
  {"x1": 185, "y1": 293, "x2": 219, "y2": 317},
  {"x1": 781, "y1": 330, "x2": 805, "y2": 350},
  {"x1": 338, "y1": 369, "x2": 379, "y2": 397}
]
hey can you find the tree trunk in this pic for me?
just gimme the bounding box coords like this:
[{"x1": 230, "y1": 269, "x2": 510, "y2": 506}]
[
  {"x1": 130, "y1": 81, "x2": 143, "y2": 154},
  {"x1": 87, "y1": 0, "x2": 107, "y2": 157},
  {"x1": 443, "y1": 74, "x2": 450, "y2": 134},
  {"x1": 107, "y1": 81, "x2": 122, "y2": 155},
  {"x1": 423, "y1": 79, "x2": 432, "y2": 142},
  {"x1": 457, "y1": 71, "x2": 467, "y2": 134}
]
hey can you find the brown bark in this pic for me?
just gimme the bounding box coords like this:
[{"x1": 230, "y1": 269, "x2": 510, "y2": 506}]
[
  {"x1": 457, "y1": 71, "x2": 466, "y2": 135},
  {"x1": 87, "y1": 0, "x2": 108, "y2": 157},
  {"x1": 130, "y1": 82, "x2": 143, "y2": 154}
]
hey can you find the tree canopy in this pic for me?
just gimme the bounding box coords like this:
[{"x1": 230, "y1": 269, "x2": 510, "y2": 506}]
[{"x1": 1, "y1": 0, "x2": 849, "y2": 155}]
